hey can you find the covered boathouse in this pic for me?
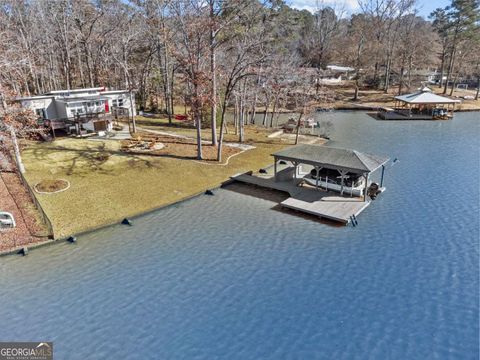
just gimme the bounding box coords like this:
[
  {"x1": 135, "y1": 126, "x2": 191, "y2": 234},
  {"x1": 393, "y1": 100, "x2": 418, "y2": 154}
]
[
  {"x1": 378, "y1": 86, "x2": 461, "y2": 120},
  {"x1": 272, "y1": 145, "x2": 389, "y2": 201},
  {"x1": 231, "y1": 144, "x2": 390, "y2": 224}
]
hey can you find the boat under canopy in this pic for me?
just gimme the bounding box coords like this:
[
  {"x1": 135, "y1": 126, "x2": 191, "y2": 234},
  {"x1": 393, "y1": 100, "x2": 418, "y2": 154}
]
[{"x1": 272, "y1": 144, "x2": 390, "y2": 200}]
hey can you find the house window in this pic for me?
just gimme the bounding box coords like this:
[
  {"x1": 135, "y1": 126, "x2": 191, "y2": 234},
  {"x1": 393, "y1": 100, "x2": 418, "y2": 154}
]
[
  {"x1": 68, "y1": 102, "x2": 86, "y2": 116},
  {"x1": 112, "y1": 99, "x2": 118, "y2": 107},
  {"x1": 35, "y1": 108, "x2": 46, "y2": 118},
  {"x1": 118, "y1": 98, "x2": 124, "y2": 107}
]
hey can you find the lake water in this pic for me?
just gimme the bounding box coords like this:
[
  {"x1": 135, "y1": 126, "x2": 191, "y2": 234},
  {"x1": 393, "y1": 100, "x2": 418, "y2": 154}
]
[{"x1": 1, "y1": 112, "x2": 478, "y2": 359}]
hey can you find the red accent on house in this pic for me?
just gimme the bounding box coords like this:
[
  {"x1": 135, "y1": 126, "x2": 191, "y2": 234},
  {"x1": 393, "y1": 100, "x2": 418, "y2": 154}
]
[{"x1": 105, "y1": 101, "x2": 109, "y2": 112}]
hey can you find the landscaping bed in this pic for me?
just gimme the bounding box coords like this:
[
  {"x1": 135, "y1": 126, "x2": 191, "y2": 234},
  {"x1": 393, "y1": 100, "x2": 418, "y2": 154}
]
[{"x1": 34, "y1": 179, "x2": 70, "y2": 194}]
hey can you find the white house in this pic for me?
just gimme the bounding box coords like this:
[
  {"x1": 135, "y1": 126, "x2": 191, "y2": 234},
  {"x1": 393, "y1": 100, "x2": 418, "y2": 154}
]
[{"x1": 16, "y1": 87, "x2": 136, "y2": 134}]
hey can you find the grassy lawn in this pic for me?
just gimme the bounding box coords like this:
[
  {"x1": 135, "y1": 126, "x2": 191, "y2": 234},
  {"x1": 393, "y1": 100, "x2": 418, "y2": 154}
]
[{"x1": 21, "y1": 126, "x2": 291, "y2": 238}]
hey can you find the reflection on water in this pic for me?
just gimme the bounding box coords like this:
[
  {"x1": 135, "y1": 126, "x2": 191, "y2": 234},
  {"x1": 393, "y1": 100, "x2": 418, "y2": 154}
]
[{"x1": 0, "y1": 112, "x2": 478, "y2": 359}]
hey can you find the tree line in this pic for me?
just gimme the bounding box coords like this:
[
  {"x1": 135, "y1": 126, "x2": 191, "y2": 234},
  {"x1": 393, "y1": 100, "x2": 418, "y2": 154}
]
[{"x1": 0, "y1": 0, "x2": 478, "y2": 161}]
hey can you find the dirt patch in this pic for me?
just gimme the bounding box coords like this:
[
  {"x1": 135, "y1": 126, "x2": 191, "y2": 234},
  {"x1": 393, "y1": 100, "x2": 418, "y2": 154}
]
[
  {"x1": 122, "y1": 132, "x2": 241, "y2": 162},
  {"x1": 34, "y1": 179, "x2": 70, "y2": 193}
]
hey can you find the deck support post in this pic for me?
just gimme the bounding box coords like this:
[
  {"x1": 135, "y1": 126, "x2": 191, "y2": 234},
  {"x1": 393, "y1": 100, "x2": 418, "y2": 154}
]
[
  {"x1": 293, "y1": 161, "x2": 298, "y2": 179},
  {"x1": 339, "y1": 169, "x2": 347, "y2": 196},
  {"x1": 315, "y1": 166, "x2": 322, "y2": 190},
  {"x1": 363, "y1": 173, "x2": 369, "y2": 201},
  {"x1": 380, "y1": 165, "x2": 385, "y2": 187},
  {"x1": 274, "y1": 157, "x2": 278, "y2": 182}
]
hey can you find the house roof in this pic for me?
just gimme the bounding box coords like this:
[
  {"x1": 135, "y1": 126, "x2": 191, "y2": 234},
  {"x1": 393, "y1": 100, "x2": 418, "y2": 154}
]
[
  {"x1": 14, "y1": 88, "x2": 130, "y2": 101},
  {"x1": 47, "y1": 87, "x2": 105, "y2": 94},
  {"x1": 15, "y1": 95, "x2": 55, "y2": 101},
  {"x1": 56, "y1": 96, "x2": 109, "y2": 103},
  {"x1": 395, "y1": 88, "x2": 461, "y2": 104},
  {"x1": 101, "y1": 90, "x2": 131, "y2": 95},
  {"x1": 272, "y1": 144, "x2": 389, "y2": 173}
]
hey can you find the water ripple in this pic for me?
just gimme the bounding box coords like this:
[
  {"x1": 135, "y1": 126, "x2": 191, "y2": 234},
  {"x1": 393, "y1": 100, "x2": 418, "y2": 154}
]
[{"x1": 0, "y1": 112, "x2": 478, "y2": 359}]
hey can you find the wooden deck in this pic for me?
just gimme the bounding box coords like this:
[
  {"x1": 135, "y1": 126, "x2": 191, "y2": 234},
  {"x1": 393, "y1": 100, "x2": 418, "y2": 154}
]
[
  {"x1": 281, "y1": 197, "x2": 369, "y2": 224},
  {"x1": 231, "y1": 173, "x2": 372, "y2": 224}
]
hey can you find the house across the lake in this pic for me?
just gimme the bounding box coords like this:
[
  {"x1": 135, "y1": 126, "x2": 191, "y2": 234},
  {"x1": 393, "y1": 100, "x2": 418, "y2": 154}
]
[{"x1": 15, "y1": 87, "x2": 136, "y2": 135}]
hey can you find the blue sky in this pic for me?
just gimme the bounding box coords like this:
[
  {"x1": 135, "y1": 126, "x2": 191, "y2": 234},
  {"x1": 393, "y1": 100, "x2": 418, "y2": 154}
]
[{"x1": 288, "y1": 0, "x2": 451, "y2": 19}]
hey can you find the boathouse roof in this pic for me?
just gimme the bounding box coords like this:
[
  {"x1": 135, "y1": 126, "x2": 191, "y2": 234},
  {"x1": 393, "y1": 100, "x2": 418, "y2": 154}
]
[
  {"x1": 272, "y1": 144, "x2": 389, "y2": 173},
  {"x1": 394, "y1": 87, "x2": 460, "y2": 104}
]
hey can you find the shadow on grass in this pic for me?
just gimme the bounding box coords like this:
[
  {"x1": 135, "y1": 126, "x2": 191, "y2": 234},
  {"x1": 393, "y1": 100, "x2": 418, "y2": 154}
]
[{"x1": 28, "y1": 142, "x2": 160, "y2": 177}]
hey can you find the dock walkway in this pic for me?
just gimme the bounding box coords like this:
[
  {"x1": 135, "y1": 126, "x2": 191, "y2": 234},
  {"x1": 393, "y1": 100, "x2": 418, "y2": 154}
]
[{"x1": 231, "y1": 173, "x2": 371, "y2": 224}]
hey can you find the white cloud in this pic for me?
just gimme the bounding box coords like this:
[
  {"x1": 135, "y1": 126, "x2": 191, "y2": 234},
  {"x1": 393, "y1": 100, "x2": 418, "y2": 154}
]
[{"x1": 288, "y1": 0, "x2": 360, "y2": 14}]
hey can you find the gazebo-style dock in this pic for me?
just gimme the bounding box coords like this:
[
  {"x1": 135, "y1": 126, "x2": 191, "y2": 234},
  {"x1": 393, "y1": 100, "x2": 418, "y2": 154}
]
[
  {"x1": 230, "y1": 144, "x2": 390, "y2": 225},
  {"x1": 378, "y1": 86, "x2": 461, "y2": 120}
]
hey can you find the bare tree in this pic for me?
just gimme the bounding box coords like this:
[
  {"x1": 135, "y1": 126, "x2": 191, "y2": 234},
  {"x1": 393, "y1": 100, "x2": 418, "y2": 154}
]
[
  {"x1": 216, "y1": 1, "x2": 269, "y2": 161},
  {"x1": 169, "y1": 1, "x2": 213, "y2": 159}
]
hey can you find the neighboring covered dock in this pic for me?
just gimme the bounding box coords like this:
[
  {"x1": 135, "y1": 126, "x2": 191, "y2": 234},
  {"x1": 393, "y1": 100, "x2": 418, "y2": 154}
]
[
  {"x1": 230, "y1": 144, "x2": 390, "y2": 225},
  {"x1": 378, "y1": 86, "x2": 461, "y2": 120}
]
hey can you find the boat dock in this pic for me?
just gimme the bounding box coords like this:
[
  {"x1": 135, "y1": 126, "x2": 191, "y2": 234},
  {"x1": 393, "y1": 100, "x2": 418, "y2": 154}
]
[
  {"x1": 230, "y1": 173, "x2": 371, "y2": 224},
  {"x1": 228, "y1": 144, "x2": 390, "y2": 225}
]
